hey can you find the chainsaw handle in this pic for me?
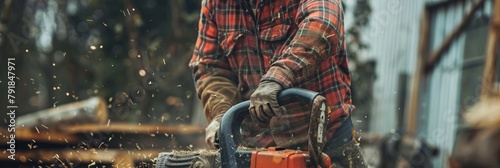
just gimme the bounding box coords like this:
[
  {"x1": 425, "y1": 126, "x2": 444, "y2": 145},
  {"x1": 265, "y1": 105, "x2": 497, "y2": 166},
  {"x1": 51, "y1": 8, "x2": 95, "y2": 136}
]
[{"x1": 219, "y1": 88, "x2": 326, "y2": 168}]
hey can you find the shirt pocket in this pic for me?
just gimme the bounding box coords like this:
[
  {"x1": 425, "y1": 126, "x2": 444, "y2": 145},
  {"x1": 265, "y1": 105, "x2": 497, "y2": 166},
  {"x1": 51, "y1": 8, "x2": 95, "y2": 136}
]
[
  {"x1": 219, "y1": 31, "x2": 244, "y2": 57},
  {"x1": 259, "y1": 24, "x2": 290, "y2": 42},
  {"x1": 258, "y1": 24, "x2": 291, "y2": 61}
]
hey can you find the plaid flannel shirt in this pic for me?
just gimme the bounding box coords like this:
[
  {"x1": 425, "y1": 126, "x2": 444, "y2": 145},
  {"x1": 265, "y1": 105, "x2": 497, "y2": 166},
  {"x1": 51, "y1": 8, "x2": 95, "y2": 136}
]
[{"x1": 189, "y1": 0, "x2": 353, "y2": 148}]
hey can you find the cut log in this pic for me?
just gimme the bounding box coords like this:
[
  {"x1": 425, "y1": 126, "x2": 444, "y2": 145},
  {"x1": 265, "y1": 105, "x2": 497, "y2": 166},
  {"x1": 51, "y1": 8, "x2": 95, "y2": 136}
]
[
  {"x1": 17, "y1": 97, "x2": 108, "y2": 130},
  {"x1": 0, "y1": 149, "x2": 162, "y2": 167},
  {"x1": 62, "y1": 123, "x2": 204, "y2": 135}
]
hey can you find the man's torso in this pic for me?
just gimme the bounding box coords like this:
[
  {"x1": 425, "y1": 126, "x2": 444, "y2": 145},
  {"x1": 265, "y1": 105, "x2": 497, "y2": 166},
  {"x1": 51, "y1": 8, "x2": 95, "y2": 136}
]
[{"x1": 209, "y1": 0, "x2": 353, "y2": 148}]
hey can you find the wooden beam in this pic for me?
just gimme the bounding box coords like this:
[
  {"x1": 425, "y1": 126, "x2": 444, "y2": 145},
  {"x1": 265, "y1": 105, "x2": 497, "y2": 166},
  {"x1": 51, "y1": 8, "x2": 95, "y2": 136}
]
[
  {"x1": 16, "y1": 97, "x2": 108, "y2": 129},
  {"x1": 62, "y1": 123, "x2": 204, "y2": 135},
  {"x1": 0, "y1": 0, "x2": 12, "y2": 24},
  {"x1": 406, "y1": 9, "x2": 430, "y2": 136},
  {"x1": 494, "y1": 0, "x2": 500, "y2": 28},
  {"x1": 424, "y1": 0, "x2": 486, "y2": 74},
  {"x1": 0, "y1": 149, "x2": 162, "y2": 165},
  {"x1": 425, "y1": 0, "x2": 468, "y2": 10},
  {"x1": 481, "y1": 0, "x2": 500, "y2": 98},
  {"x1": 114, "y1": 152, "x2": 135, "y2": 168},
  {"x1": 0, "y1": 128, "x2": 78, "y2": 144}
]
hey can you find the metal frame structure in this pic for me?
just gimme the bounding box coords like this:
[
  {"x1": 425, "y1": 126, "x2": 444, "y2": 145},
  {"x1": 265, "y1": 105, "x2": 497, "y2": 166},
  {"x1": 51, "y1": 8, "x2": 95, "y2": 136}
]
[
  {"x1": 482, "y1": 0, "x2": 500, "y2": 98},
  {"x1": 406, "y1": 0, "x2": 498, "y2": 136}
]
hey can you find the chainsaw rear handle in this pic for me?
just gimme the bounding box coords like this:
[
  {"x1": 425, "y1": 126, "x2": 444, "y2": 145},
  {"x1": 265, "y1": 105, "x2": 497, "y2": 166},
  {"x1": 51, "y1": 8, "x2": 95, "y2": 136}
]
[{"x1": 219, "y1": 88, "x2": 328, "y2": 168}]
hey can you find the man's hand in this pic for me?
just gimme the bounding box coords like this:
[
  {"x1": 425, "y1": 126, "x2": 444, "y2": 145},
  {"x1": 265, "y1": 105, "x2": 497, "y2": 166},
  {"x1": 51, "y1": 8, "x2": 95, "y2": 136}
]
[
  {"x1": 205, "y1": 113, "x2": 223, "y2": 149},
  {"x1": 249, "y1": 81, "x2": 284, "y2": 127}
]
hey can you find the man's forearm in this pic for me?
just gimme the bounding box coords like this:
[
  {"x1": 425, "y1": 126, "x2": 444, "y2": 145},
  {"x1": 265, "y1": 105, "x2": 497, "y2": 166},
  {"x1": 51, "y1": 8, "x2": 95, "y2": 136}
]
[
  {"x1": 261, "y1": 0, "x2": 343, "y2": 87},
  {"x1": 190, "y1": 0, "x2": 241, "y2": 122},
  {"x1": 197, "y1": 76, "x2": 241, "y2": 122}
]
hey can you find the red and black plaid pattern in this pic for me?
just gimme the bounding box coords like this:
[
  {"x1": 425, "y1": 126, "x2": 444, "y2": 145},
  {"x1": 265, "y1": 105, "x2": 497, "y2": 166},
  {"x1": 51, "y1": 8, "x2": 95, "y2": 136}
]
[{"x1": 190, "y1": 0, "x2": 353, "y2": 148}]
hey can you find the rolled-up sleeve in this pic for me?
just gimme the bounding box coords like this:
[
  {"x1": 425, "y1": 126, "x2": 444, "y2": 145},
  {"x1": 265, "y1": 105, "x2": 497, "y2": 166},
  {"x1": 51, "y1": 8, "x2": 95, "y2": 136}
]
[
  {"x1": 261, "y1": 0, "x2": 343, "y2": 88},
  {"x1": 189, "y1": 0, "x2": 239, "y2": 121}
]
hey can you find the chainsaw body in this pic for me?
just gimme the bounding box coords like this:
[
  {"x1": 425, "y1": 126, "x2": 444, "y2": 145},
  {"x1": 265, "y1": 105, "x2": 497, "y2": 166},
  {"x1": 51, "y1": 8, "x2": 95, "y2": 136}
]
[
  {"x1": 156, "y1": 88, "x2": 331, "y2": 168},
  {"x1": 156, "y1": 147, "x2": 331, "y2": 168},
  {"x1": 250, "y1": 147, "x2": 331, "y2": 168}
]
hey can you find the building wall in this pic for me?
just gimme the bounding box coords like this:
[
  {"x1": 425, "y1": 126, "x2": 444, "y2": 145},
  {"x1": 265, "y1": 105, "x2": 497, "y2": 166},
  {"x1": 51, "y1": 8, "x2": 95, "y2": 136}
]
[
  {"x1": 365, "y1": 0, "x2": 494, "y2": 167},
  {"x1": 366, "y1": 0, "x2": 428, "y2": 134},
  {"x1": 420, "y1": 1, "x2": 493, "y2": 167},
  {"x1": 418, "y1": 2, "x2": 467, "y2": 166}
]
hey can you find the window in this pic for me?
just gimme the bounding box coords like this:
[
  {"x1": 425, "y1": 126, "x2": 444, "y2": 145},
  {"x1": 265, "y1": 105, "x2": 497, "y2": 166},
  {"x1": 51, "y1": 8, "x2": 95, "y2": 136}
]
[{"x1": 458, "y1": 17, "x2": 490, "y2": 123}]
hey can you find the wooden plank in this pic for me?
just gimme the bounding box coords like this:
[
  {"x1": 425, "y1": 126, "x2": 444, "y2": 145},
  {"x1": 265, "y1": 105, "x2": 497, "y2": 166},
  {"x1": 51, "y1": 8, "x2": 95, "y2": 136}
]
[
  {"x1": 425, "y1": 0, "x2": 468, "y2": 10},
  {"x1": 0, "y1": 128, "x2": 78, "y2": 144},
  {"x1": 424, "y1": 0, "x2": 486, "y2": 74},
  {"x1": 16, "y1": 97, "x2": 108, "y2": 129},
  {"x1": 62, "y1": 123, "x2": 204, "y2": 135},
  {"x1": 357, "y1": 133, "x2": 384, "y2": 145},
  {"x1": 406, "y1": 9, "x2": 430, "y2": 136},
  {"x1": 0, "y1": 149, "x2": 162, "y2": 165},
  {"x1": 481, "y1": 0, "x2": 500, "y2": 98},
  {"x1": 114, "y1": 152, "x2": 136, "y2": 168},
  {"x1": 495, "y1": 0, "x2": 500, "y2": 28},
  {"x1": 0, "y1": 0, "x2": 13, "y2": 23}
]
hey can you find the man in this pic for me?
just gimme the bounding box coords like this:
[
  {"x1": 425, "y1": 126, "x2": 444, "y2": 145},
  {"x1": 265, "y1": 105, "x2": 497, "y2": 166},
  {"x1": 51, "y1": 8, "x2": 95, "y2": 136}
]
[{"x1": 189, "y1": 0, "x2": 366, "y2": 167}]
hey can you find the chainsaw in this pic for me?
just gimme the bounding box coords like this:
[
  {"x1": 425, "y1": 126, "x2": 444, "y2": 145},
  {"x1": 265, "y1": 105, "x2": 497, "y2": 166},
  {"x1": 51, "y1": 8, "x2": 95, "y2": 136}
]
[{"x1": 156, "y1": 88, "x2": 332, "y2": 168}]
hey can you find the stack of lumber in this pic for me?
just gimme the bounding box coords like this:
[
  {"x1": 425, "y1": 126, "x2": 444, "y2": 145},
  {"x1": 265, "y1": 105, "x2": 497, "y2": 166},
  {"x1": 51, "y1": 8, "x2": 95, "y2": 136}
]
[{"x1": 0, "y1": 97, "x2": 205, "y2": 168}]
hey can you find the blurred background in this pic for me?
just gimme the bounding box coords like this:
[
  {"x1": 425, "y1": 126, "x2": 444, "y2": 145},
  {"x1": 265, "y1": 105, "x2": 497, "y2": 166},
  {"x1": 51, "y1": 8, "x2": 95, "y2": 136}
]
[{"x1": 0, "y1": 0, "x2": 499, "y2": 167}]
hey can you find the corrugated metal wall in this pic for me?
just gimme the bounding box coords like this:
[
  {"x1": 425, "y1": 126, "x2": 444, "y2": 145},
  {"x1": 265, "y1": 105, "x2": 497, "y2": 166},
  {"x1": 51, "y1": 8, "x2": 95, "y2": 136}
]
[
  {"x1": 364, "y1": 0, "x2": 492, "y2": 167},
  {"x1": 417, "y1": 1, "x2": 492, "y2": 167},
  {"x1": 366, "y1": 0, "x2": 493, "y2": 167},
  {"x1": 418, "y1": 2, "x2": 468, "y2": 166},
  {"x1": 367, "y1": 0, "x2": 427, "y2": 134}
]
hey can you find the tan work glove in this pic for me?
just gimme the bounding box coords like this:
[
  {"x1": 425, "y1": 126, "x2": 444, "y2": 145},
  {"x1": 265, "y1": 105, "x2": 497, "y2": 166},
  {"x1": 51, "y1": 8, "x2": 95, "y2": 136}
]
[
  {"x1": 205, "y1": 113, "x2": 223, "y2": 149},
  {"x1": 197, "y1": 76, "x2": 240, "y2": 149},
  {"x1": 249, "y1": 81, "x2": 284, "y2": 127}
]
